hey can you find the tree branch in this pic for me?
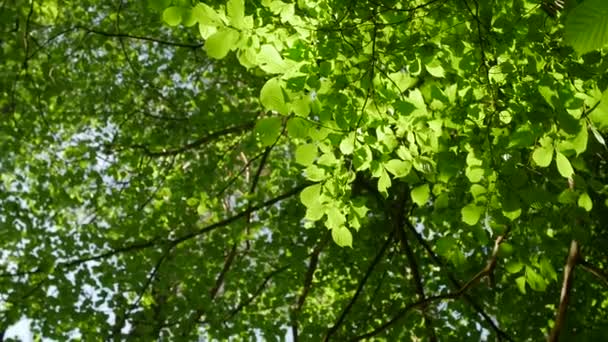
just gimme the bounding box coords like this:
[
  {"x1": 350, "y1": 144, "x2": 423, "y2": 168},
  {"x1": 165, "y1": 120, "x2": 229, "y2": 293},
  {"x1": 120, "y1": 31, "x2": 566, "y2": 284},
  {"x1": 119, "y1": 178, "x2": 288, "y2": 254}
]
[
  {"x1": 579, "y1": 259, "x2": 608, "y2": 289},
  {"x1": 291, "y1": 233, "x2": 330, "y2": 341},
  {"x1": 548, "y1": 240, "x2": 580, "y2": 342},
  {"x1": 324, "y1": 231, "x2": 394, "y2": 341},
  {"x1": 394, "y1": 188, "x2": 436, "y2": 341},
  {"x1": 223, "y1": 264, "x2": 291, "y2": 322},
  {"x1": 76, "y1": 25, "x2": 204, "y2": 48},
  {"x1": 112, "y1": 122, "x2": 255, "y2": 157}
]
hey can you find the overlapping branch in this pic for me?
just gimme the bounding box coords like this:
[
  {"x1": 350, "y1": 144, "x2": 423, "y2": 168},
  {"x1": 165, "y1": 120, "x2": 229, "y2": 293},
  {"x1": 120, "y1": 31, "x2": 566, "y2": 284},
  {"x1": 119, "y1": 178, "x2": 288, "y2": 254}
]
[
  {"x1": 110, "y1": 121, "x2": 255, "y2": 157},
  {"x1": 291, "y1": 233, "x2": 329, "y2": 341},
  {"x1": 324, "y1": 231, "x2": 395, "y2": 341},
  {"x1": 353, "y1": 226, "x2": 513, "y2": 341},
  {"x1": 76, "y1": 26, "x2": 204, "y2": 48}
]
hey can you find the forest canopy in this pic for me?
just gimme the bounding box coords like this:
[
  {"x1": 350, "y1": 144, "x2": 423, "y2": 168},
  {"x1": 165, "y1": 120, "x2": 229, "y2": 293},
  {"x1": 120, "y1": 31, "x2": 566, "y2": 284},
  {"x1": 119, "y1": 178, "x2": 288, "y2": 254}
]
[{"x1": 2, "y1": 0, "x2": 608, "y2": 340}]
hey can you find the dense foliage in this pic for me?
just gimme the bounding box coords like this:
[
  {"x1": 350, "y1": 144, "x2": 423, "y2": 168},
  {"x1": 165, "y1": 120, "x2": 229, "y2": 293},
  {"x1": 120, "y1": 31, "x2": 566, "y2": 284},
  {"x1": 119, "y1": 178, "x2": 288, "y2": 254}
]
[{"x1": 2, "y1": 0, "x2": 608, "y2": 340}]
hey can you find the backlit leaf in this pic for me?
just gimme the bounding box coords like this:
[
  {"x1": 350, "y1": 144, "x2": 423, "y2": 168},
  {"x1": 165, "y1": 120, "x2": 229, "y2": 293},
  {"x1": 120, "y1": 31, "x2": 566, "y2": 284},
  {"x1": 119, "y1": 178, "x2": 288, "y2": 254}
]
[
  {"x1": 295, "y1": 144, "x2": 317, "y2": 166},
  {"x1": 384, "y1": 159, "x2": 412, "y2": 178},
  {"x1": 332, "y1": 226, "x2": 353, "y2": 248},
  {"x1": 555, "y1": 152, "x2": 574, "y2": 178},
  {"x1": 204, "y1": 28, "x2": 240, "y2": 59},
  {"x1": 532, "y1": 146, "x2": 553, "y2": 167},
  {"x1": 260, "y1": 78, "x2": 288, "y2": 114},
  {"x1": 411, "y1": 184, "x2": 430, "y2": 206},
  {"x1": 162, "y1": 6, "x2": 182, "y2": 26},
  {"x1": 578, "y1": 192, "x2": 593, "y2": 211},
  {"x1": 461, "y1": 203, "x2": 483, "y2": 226}
]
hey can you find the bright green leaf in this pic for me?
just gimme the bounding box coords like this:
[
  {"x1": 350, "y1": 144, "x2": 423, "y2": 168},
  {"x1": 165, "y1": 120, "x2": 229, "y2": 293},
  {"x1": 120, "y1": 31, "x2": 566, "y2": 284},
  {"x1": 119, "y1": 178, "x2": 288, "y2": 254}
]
[
  {"x1": 515, "y1": 276, "x2": 527, "y2": 294},
  {"x1": 331, "y1": 226, "x2": 353, "y2": 247},
  {"x1": 295, "y1": 144, "x2": 317, "y2": 166},
  {"x1": 326, "y1": 206, "x2": 345, "y2": 229},
  {"x1": 162, "y1": 6, "x2": 182, "y2": 26},
  {"x1": 204, "y1": 28, "x2": 240, "y2": 59},
  {"x1": 300, "y1": 184, "x2": 321, "y2": 207},
  {"x1": 505, "y1": 260, "x2": 523, "y2": 274},
  {"x1": 425, "y1": 61, "x2": 445, "y2": 78},
  {"x1": 192, "y1": 3, "x2": 223, "y2": 26},
  {"x1": 411, "y1": 184, "x2": 430, "y2": 206},
  {"x1": 384, "y1": 159, "x2": 412, "y2": 178},
  {"x1": 227, "y1": 0, "x2": 245, "y2": 28},
  {"x1": 578, "y1": 192, "x2": 593, "y2": 211},
  {"x1": 461, "y1": 203, "x2": 483, "y2": 226},
  {"x1": 287, "y1": 117, "x2": 309, "y2": 139},
  {"x1": 339, "y1": 135, "x2": 355, "y2": 155},
  {"x1": 555, "y1": 152, "x2": 574, "y2": 178},
  {"x1": 532, "y1": 146, "x2": 553, "y2": 167},
  {"x1": 258, "y1": 44, "x2": 288, "y2": 74},
  {"x1": 260, "y1": 78, "x2": 288, "y2": 114},
  {"x1": 377, "y1": 168, "x2": 391, "y2": 198}
]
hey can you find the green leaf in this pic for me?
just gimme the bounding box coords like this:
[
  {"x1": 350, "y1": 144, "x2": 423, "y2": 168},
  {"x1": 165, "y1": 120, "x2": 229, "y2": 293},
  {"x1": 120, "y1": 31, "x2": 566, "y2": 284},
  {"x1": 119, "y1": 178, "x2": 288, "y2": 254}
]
[
  {"x1": 353, "y1": 145, "x2": 373, "y2": 171},
  {"x1": 192, "y1": 3, "x2": 223, "y2": 27},
  {"x1": 148, "y1": 0, "x2": 171, "y2": 11},
  {"x1": 532, "y1": 146, "x2": 553, "y2": 167},
  {"x1": 260, "y1": 78, "x2": 288, "y2": 115},
  {"x1": 384, "y1": 159, "x2": 412, "y2": 178},
  {"x1": 555, "y1": 152, "x2": 574, "y2": 178},
  {"x1": 565, "y1": 0, "x2": 608, "y2": 54},
  {"x1": 227, "y1": 0, "x2": 245, "y2": 29},
  {"x1": 590, "y1": 123, "x2": 606, "y2": 147},
  {"x1": 411, "y1": 184, "x2": 430, "y2": 207},
  {"x1": 571, "y1": 121, "x2": 588, "y2": 155},
  {"x1": 295, "y1": 144, "x2": 317, "y2": 166},
  {"x1": 377, "y1": 168, "x2": 391, "y2": 198},
  {"x1": 505, "y1": 260, "x2": 523, "y2": 274},
  {"x1": 515, "y1": 276, "x2": 527, "y2": 294},
  {"x1": 258, "y1": 44, "x2": 288, "y2": 74},
  {"x1": 526, "y1": 266, "x2": 547, "y2": 292},
  {"x1": 255, "y1": 117, "x2": 282, "y2": 146},
  {"x1": 181, "y1": 8, "x2": 198, "y2": 27},
  {"x1": 539, "y1": 257, "x2": 558, "y2": 282},
  {"x1": 425, "y1": 61, "x2": 445, "y2": 78},
  {"x1": 304, "y1": 165, "x2": 327, "y2": 181},
  {"x1": 578, "y1": 192, "x2": 593, "y2": 212},
  {"x1": 339, "y1": 135, "x2": 354, "y2": 155},
  {"x1": 286, "y1": 117, "x2": 309, "y2": 139},
  {"x1": 461, "y1": 203, "x2": 483, "y2": 226},
  {"x1": 436, "y1": 236, "x2": 457, "y2": 257},
  {"x1": 325, "y1": 205, "x2": 345, "y2": 229},
  {"x1": 508, "y1": 127, "x2": 534, "y2": 149},
  {"x1": 204, "y1": 28, "x2": 240, "y2": 59},
  {"x1": 162, "y1": 6, "x2": 182, "y2": 26},
  {"x1": 300, "y1": 184, "x2": 321, "y2": 207},
  {"x1": 331, "y1": 226, "x2": 353, "y2": 248},
  {"x1": 497, "y1": 243, "x2": 514, "y2": 258},
  {"x1": 589, "y1": 90, "x2": 608, "y2": 130}
]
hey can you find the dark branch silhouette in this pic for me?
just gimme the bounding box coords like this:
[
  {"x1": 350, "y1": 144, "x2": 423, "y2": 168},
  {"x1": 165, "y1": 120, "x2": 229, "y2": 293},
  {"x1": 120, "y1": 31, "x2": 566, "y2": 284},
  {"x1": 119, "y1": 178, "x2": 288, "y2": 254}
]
[
  {"x1": 112, "y1": 122, "x2": 255, "y2": 157},
  {"x1": 352, "y1": 226, "x2": 512, "y2": 341},
  {"x1": 76, "y1": 26, "x2": 204, "y2": 48},
  {"x1": 324, "y1": 231, "x2": 394, "y2": 341}
]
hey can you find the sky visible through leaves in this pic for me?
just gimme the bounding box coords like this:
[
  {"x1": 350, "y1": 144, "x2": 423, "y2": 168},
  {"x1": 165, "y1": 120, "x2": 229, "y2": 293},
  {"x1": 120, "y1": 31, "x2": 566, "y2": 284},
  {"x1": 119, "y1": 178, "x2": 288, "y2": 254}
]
[{"x1": 1, "y1": 0, "x2": 608, "y2": 341}]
